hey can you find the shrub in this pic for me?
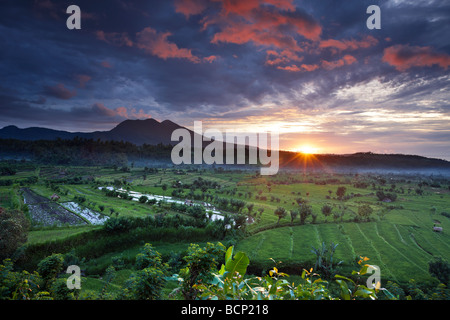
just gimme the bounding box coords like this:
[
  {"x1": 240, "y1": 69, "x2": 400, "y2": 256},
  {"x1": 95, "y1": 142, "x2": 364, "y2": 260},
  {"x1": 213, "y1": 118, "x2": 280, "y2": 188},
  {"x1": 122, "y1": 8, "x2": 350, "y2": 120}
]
[
  {"x1": 125, "y1": 267, "x2": 166, "y2": 300},
  {"x1": 428, "y1": 257, "x2": 450, "y2": 285},
  {"x1": 37, "y1": 253, "x2": 64, "y2": 290},
  {"x1": 135, "y1": 243, "x2": 168, "y2": 272},
  {"x1": 103, "y1": 217, "x2": 132, "y2": 233}
]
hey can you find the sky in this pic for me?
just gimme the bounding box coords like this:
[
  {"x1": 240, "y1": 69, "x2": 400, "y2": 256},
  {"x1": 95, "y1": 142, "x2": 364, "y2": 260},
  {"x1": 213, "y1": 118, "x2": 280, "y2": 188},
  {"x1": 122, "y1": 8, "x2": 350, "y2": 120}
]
[{"x1": 0, "y1": 0, "x2": 449, "y2": 159}]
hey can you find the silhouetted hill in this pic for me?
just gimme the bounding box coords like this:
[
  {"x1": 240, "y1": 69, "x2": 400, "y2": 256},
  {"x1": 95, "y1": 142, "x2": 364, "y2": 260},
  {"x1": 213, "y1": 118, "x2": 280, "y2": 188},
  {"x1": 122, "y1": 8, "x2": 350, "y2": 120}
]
[
  {"x1": 277, "y1": 151, "x2": 450, "y2": 170},
  {"x1": 0, "y1": 125, "x2": 78, "y2": 141},
  {"x1": 0, "y1": 119, "x2": 188, "y2": 146},
  {"x1": 1, "y1": 120, "x2": 450, "y2": 171}
]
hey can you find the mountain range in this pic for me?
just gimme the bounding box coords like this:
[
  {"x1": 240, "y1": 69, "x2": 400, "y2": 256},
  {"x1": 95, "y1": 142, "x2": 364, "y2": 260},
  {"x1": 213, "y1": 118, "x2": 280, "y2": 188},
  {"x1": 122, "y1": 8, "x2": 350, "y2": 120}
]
[
  {"x1": 0, "y1": 119, "x2": 186, "y2": 146},
  {"x1": 1, "y1": 119, "x2": 450, "y2": 170}
]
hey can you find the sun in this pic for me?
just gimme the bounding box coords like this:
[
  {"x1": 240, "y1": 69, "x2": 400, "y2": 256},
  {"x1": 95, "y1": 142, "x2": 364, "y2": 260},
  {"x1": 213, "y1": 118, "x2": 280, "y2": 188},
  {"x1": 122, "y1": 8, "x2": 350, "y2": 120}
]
[{"x1": 293, "y1": 145, "x2": 320, "y2": 154}]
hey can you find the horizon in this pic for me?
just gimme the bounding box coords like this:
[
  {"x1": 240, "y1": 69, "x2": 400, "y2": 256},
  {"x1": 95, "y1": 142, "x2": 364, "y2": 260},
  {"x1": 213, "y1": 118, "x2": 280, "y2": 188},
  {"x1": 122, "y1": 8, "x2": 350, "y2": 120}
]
[
  {"x1": 1, "y1": 1, "x2": 449, "y2": 161},
  {"x1": 1, "y1": 118, "x2": 450, "y2": 162}
]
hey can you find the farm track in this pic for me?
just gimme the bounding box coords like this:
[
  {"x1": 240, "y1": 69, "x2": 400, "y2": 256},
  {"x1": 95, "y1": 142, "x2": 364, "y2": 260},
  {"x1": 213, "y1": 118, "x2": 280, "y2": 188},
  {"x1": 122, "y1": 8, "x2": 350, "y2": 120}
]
[
  {"x1": 393, "y1": 224, "x2": 407, "y2": 245},
  {"x1": 312, "y1": 225, "x2": 322, "y2": 247},
  {"x1": 251, "y1": 233, "x2": 266, "y2": 261}
]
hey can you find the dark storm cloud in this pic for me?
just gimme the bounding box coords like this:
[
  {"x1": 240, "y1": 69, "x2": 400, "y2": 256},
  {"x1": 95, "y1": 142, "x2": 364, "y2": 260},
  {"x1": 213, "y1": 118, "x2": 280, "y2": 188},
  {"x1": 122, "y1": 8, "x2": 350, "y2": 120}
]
[
  {"x1": 1, "y1": 0, "x2": 447, "y2": 117},
  {"x1": 43, "y1": 83, "x2": 77, "y2": 100},
  {"x1": 0, "y1": 0, "x2": 449, "y2": 159}
]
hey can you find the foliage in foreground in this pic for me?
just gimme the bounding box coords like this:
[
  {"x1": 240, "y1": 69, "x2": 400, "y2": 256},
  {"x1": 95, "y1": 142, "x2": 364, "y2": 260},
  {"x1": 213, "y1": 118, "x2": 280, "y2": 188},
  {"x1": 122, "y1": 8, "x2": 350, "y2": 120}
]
[
  {"x1": 191, "y1": 245, "x2": 391, "y2": 300},
  {"x1": 1, "y1": 242, "x2": 449, "y2": 300}
]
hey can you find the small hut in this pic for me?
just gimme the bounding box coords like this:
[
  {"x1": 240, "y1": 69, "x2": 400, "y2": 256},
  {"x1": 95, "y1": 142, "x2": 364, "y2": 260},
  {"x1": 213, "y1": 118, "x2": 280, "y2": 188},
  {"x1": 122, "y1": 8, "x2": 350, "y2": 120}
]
[
  {"x1": 433, "y1": 226, "x2": 443, "y2": 232},
  {"x1": 50, "y1": 193, "x2": 60, "y2": 201}
]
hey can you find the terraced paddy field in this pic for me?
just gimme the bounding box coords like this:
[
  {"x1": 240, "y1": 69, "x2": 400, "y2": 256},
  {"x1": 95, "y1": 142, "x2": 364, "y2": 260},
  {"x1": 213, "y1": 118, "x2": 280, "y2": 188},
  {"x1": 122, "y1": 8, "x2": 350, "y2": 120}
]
[
  {"x1": 237, "y1": 208, "x2": 450, "y2": 283},
  {"x1": 3, "y1": 163, "x2": 450, "y2": 294}
]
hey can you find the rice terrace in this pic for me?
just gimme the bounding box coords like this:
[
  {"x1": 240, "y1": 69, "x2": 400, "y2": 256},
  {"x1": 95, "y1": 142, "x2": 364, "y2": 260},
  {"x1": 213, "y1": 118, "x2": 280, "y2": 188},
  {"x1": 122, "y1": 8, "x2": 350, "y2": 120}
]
[
  {"x1": 1, "y1": 0, "x2": 450, "y2": 308},
  {"x1": 1, "y1": 151, "x2": 450, "y2": 301}
]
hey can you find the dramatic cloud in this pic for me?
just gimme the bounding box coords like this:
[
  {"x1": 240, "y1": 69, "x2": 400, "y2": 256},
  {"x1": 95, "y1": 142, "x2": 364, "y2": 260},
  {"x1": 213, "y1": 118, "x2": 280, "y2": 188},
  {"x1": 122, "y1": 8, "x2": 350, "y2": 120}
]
[
  {"x1": 1, "y1": 0, "x2": 450, "y2": 159},
  {"x1": 321, "y1": 55, "x2": 357, "y2": 70},
  {"x1": 135, "y1": 27, "x2": 201, "y2": 63},
  {"x1": 95, "y1": 26, "x2": 202, "y2": 63},
  {"x1": 208, "y1": 5, "x2": 322, "y2": 49},
  {"x1": 383, "y1": 44, "x2": 450, "y2": 71},
  {"x1": 173, "y1": 0, "x2": 209, "y2": 17},
  {"x1": 319, "y1": 36, "x2": 378, "y2": 52}
]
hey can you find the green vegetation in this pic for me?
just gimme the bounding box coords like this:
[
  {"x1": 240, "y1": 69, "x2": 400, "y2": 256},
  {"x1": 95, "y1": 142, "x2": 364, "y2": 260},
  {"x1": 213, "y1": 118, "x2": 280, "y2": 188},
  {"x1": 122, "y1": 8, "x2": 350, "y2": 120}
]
[{"x1": 0, "y1": 160, "x2": 449, "y2": 300}]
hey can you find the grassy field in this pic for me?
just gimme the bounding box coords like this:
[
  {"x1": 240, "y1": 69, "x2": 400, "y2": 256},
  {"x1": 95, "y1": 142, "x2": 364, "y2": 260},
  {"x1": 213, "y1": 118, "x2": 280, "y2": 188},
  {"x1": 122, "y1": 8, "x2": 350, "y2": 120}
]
[
  {"x1": 233, "y1": 172, "x2": 450, "y2": 283},
  {"x1": 3, "y1": 163, "x2": 450, "y2": 291}
]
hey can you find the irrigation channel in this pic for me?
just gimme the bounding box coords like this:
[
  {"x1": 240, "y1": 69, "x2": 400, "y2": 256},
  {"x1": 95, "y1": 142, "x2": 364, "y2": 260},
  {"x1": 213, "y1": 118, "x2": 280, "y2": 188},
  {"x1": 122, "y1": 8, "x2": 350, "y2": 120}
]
[{"x1": 99, "y1": 186, "x2": 227, "y2": 222}]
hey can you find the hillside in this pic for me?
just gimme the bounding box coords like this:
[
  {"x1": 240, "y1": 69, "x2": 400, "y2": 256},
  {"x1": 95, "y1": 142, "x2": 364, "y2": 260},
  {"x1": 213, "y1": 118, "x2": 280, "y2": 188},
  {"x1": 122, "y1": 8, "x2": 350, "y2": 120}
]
[{"x1": 0, "y1": 119, "x2": 188, "y2": 146}]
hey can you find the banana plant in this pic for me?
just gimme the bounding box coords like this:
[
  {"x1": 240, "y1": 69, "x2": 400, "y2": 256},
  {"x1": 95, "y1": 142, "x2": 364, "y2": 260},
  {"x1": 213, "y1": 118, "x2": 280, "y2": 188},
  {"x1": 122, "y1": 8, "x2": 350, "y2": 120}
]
[{"x1": 311, "y1": 241, "x2": 343, "y2": 279}]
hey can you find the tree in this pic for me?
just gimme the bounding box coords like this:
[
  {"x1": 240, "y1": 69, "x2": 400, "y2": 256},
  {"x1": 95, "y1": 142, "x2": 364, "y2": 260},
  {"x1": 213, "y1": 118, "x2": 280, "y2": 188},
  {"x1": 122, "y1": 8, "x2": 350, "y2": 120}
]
[
  {"x1": 311, "y1": 242, "x2": 343, "y2": 280},
  {"x1": 428, "y1": 257, "x2": 450, "y2": 285},
  {"x1": 290, "y1": 209, "x2": 298, "y2": 223},
  {"x1": 126, "y1": 267, "x2": 166, "y2": 300},
  {"x1": 357, "y1": 204, "x2": 373, "y2": 221},
  {"x1": 37, "y1": 253, "x2": 64, "y2": 290},
  {"x1": 0, "y1": 208, "x2": 29, "y2": 261},
  {"x1": 274, "y1": 207, "x2": 287, "y2": 225},
  {"x1": 336, "y1": 187, "x2": 346, "y2": 200},
  {"x1": 234, "y1": 213, "x2": 247, "y2": 230},
  {"x1": 135, "y1": 243, "x2": 168, "y2": 271},
  {"x1": 246, "y1": 203, "x2": 254, "y2": 216},
  {"x1": 162, "y1": 184, "x2": 168, "y2": 195},
  {"x1": 139, "y1": 195, "x2": 148, "y2": 203},
  {"x1": 103, "y1": 216, "x2": 132, "y2": 233},
  {"x1": 321, "y1": 204, "x2": 332, "y2": 221},
  {"x1": 178, "y1": 243, "x2": 226, "y2": 300},
  {"x1": 299, "y1": 204, "x2": 312, "y2": 225}
]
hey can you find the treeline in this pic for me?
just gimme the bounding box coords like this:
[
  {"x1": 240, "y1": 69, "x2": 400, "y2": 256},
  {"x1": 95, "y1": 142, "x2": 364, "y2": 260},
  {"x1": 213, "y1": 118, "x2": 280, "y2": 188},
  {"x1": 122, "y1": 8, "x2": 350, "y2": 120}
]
[
  {"x1": 0, "y1": 138, "x2": 173, "y2": 166},
  {"x1": 278, "y1": 151, "x2": 450, "y2": 169},
  {"x1": 16, "y1": 213, "x2": 233, "y2": 272}
]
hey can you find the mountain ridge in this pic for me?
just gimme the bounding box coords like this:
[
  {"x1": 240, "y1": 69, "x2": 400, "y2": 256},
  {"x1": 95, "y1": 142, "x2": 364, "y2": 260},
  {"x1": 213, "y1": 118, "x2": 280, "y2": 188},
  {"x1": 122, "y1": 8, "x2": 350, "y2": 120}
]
[
  {"x1": 1, "y1": 119, "x2": 450, "y2": 169},
  {"x1": 0, "y1": 118, "x2": 188, "y2": 146}
]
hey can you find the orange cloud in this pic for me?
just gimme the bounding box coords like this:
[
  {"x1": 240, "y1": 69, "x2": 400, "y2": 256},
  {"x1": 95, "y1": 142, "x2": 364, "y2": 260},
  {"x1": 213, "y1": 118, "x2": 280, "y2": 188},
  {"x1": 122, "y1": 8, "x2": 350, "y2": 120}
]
[
  {"x1": 174, "y1": 0, "x2": 296, "y2": 18},
  {"x1": 382, "y1": 44, "x2": 450, "y2": 71},
  {"x1": 95, "y1": 30, "x2": 133, "y2": 47},
  {"x1": 92, "y1": 104, "x2": 152, "y2": 119},
  {"x1": 207, "y1": 0, "x2": 321, "y2": 51},
  {"x1": 266, "y1": 49, "x2": 303, "y2": 66},
  {"x1": 319, "y1": 35, "x2": 378, "y2": 51},
  {"x1": 276, "y1": 63, "x2": 318, "y2": 72},
  {"x1": 173, "y1": 0, "x2": 209, "y2": 17},
  {"x1": 92, "y1": 103, "x2": 117, "y2": 117},
  {"x1": 301, "y1": 63, "x2": 319, "y2": 72},
  {"x1": 203, "y1": 55, "x2": 218, "y2": 63},
  {"x1": 136, "y1": 27, "x2": 201, "y2": 63},
  {"x1": 276, "y1": 64, "x2": 302, "y2": 72},
  {"x1": 321, "y1": 54, "x2": 356, "y2": 70},
  {"x1": 96, "y1": 27, "x2": 202, "y2": 64}
]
